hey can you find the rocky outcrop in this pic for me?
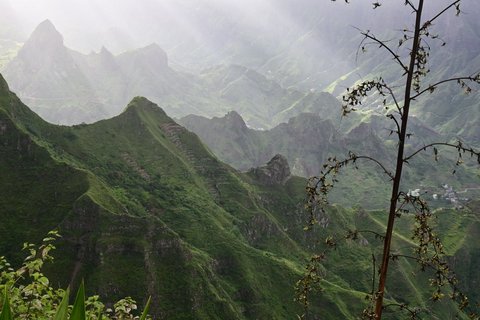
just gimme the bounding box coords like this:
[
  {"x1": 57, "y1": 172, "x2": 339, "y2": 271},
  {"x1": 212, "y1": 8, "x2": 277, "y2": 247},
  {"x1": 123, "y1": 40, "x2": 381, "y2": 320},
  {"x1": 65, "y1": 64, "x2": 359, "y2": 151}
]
[
  {"x1": 249, "y1": 154, "x2": 291, "y2": 185},
  {"x1": 0, "y1": 73, "x2": 9, "y2": 93},
  {"x1": 224, "y1": 110, "x2": 248, "y2": 132}
]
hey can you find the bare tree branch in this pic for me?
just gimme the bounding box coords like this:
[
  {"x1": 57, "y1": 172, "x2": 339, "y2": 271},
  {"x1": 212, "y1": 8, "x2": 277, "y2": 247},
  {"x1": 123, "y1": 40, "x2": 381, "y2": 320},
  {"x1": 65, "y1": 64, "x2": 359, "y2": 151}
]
[
  {"x1": 356, "y1": 28, "x2": 409, "y2": 73},
  {"x1": 386, "y1": 114, "x2": 401, "y2": 139},
  {"x1": 403, "y1": 142, "x2": 480, "y2": 163},
  {"x1": 410, "y1": 75, "x2": 480, "y2": 100},
  {"x1": 354, "y1": 155, "x2": 395, "y2": 180},
  {"x1": 356, "y1": 229, "x2": 386, "y2": 240},
  {"x1": 405, "y1": 0, "x2": 418, "y2": 12},
  {"x1": 382, "y1": 302, "x2": 421, "y2": 319},
  {"x1": 421, "y1": 0, "x2": 461, "y2": 31},
  {"x1": 381, "y1": 82, "x2": 403, "y2": 116}
]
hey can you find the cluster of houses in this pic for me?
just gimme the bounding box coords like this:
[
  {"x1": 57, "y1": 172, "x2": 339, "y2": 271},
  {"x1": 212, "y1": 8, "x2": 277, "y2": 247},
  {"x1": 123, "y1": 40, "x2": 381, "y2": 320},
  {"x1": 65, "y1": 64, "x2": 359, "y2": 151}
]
[{"x1": 408, "y1": 184, "x2": 472, "y2": 209}]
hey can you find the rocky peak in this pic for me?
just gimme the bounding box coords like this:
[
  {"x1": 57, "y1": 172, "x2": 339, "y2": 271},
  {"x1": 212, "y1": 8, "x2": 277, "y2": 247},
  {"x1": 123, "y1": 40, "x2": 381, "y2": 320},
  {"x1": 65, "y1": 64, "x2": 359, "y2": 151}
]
[
  {"x1": 135, "y1": 43, "x2": 168, "y2": 68},
  {"x1": 24, "y1": 20, "x2": 64, "y2": 50},
  {"x1": 249, "y1": 154, "x2": 291, "y2": 185},
  {"x1": 224, "y1": 111, "x2": 247, "y2": 131},
  {"x1": 0, "y1": 74, "x2": 9, "y2": 94},
  {"x1": 117, "y1": 43, "x2": 169, "y2": 75},
  {"x1": 99, "y1": 46, "x2": 114, "y2": 58},
  {"x1": 347, "y1": 122, "x2": 374, "y2": 140},
  {"x1": 93, "y1": 46, "x2": 118, "y2": 71},
  {"x1": 11, "y1": 19, "x2": 68, "y2": 71}
]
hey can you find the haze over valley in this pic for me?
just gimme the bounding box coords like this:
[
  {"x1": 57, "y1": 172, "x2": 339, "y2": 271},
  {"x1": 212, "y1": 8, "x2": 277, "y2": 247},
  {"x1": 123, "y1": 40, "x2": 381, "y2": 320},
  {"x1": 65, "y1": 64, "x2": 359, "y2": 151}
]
[{"x1": 0, "y1": 0, "x2": 479, "y2": 319}]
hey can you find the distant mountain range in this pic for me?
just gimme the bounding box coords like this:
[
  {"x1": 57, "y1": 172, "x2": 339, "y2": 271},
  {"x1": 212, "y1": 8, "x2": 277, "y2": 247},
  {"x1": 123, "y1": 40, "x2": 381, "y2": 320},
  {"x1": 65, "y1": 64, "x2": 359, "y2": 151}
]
[
  {"x1": 3, "y1": 7, "x2": 479, "y2": 142},
  {"x1": 1, "y1": 73, "x2": 479, "y2": 318},
  {"x1": 2, "y1": 20, "x2": 340, "y2": 128},
  {"x1": 0, "y1": 1, "x2": 479, "y2": 318},
  {"x1": 180, "y1": 110, "x2": 480, "y2": 209}
]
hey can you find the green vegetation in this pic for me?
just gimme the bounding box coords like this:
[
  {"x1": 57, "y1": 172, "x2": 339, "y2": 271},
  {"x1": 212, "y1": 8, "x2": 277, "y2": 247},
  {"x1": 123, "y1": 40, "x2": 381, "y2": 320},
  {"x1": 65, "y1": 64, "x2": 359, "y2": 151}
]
[
  {"x1": 180, "y1": 110, "x2": 479, "y2": 210},
  {"x1": 0, "y1": 231, "x2": 151, "y2": 319},
  {"x1": 0, "y1": 71, "x2": 479, "y2": 318},
  {"x1": 0, "y1": 40, "x2": 21, "y2": 71},
  {"x1": 299, "y1": 0, "x2": 480, "y2": 319}
]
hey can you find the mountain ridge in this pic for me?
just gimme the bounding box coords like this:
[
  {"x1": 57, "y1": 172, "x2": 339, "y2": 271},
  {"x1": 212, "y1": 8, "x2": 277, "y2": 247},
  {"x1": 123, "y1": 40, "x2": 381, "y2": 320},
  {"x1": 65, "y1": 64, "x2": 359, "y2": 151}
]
[
  {"x1": 3, "y1": 20, "x2": 341, "y2": 130},
  {"x1": 1, "y1": 72, "x2": 480, "y2": 318}
]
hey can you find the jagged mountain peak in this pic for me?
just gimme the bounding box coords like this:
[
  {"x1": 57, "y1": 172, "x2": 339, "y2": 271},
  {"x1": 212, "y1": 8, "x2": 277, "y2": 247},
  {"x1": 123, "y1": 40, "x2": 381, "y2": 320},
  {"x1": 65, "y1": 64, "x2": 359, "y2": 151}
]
[
  {"x1": 120, "y1": 43, "x2": 168, "y2": 68},
  {"x1": 223, "y1": 110, "x2": 247, "y2": 130},
  {"x1": 249, "y1": 154, "x2": 291, "y2": 185},
  {"x1": 89, "y1": 45, "x2": 117, "y2": 69},
  {"x1": 10, "y1": 19, "x2": 68, "y2": 70},
  {"x1": 25, "y1": 19, "x2": 64, "y2": 49},
  {"x1": 0, "y1": 73, "x2": 9, "y2": 94},
  {"x1": 124, "y1": 96, "x2": 162, "y2": 111},
  {"x1": 120, "y1": 96, "x2": 169, "y2": 120},
  {"x1": 99, "y1": 45, "x2": 114, "y2": 57}
]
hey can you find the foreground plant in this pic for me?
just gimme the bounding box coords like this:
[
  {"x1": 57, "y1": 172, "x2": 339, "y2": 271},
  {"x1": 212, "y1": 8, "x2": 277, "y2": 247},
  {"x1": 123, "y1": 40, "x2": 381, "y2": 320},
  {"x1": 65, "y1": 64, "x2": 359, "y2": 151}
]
[
  {"x1": 297, "y1": 0, "x2": 480, "y2": 319},
  {"x1": 0, "y1": 231, "x2": 151, "y2": 320}
]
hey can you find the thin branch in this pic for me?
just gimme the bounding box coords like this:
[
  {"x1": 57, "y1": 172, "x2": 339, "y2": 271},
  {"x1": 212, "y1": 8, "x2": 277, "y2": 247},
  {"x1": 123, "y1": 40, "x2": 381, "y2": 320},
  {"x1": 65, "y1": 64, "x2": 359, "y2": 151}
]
[
  {"x1": 394, "y1": 197, "x2": 409, "y2": 217},
  {"x1": 355, "y1": 155, "x2": 395, "y2": 180},
  {"x1": 356, "y1": 229, "x2": 386, "y2": 240},
  {"x1": 356, "y1": 28, "x2": 409, "y2": 73},
  {"x1": 421, "y1": 0, "x2": 461, "y2": 30},
  {"x1": 382, "y1": 82, "x2": 403, "y2": 117},
  {"x1": 403, "y1": 142, "x2": 480, "y2": 162},
  {"x1": 371, "y1": 254, "x2": 376, "y2": 295},
  {"x1": 391, "y1": 254, "x2": 427, "y2": 265},
  {"x1": 405, "y1": 0, "x2": 418, "y2": 12},
  {"x1": 387, "y1": 114, "x2": 401, "y2": 139},
  {"x1": 382, "y1": 302, "x2": 421, "y2": 318},
  {"x1": 411, "y1": 75, "x2": 480, "y2": 100}
]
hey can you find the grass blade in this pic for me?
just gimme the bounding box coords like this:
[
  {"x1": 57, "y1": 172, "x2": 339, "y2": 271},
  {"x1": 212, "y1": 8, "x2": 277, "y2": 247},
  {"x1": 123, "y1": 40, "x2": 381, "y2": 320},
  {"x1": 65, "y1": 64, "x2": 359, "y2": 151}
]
[
  {"x1": 0, "y1": 288, "x2": 13, "y2": 320},
  {"x1": 70, "y1": 281, "x2": 86, "y2": 320},
  {"x1": 54, "y1": 287, "x2": 70, "y2": 320},
  {"x1": 139, "y1": 296, "x2": 151, "y2": 320}
]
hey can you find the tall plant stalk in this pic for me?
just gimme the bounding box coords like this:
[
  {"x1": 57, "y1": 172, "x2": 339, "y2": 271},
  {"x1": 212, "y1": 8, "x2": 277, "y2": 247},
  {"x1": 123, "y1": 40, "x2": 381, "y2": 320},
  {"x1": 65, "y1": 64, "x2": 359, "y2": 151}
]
[
  {"x1": 374, "y1": 0, "x2": 425, "y2": 317},
  {"x1": 297, "y1": 1, "x2": 480, "y2": 319}
]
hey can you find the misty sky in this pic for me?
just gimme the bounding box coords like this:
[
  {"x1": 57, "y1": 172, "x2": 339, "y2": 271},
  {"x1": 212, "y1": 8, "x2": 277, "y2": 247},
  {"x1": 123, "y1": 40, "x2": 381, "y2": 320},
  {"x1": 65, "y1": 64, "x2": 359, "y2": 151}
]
[
  {"x1": 3, "y1": 0, "x2": 478, "y2": 89},
  {"x1": 5, "y1": 0, "x2": 409, "y2": 53}
]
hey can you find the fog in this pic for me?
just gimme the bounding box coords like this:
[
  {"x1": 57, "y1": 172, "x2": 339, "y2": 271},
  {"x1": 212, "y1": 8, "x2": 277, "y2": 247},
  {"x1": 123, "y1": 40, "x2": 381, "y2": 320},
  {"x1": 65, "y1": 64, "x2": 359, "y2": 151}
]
[
  {"x1": 3, "y1": 0, "x2": 413, "y2": 53},
  {"x1": 2, "y1": 0, "x2": 478, "y2": 88}
]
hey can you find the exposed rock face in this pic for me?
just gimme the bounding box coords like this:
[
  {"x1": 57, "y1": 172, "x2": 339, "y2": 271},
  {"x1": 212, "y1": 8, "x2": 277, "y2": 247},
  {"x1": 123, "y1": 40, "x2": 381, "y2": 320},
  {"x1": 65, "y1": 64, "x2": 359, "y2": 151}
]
[
  {"x1": 0, "y1": 74, "x2": 9, "y2": 93},
  {"x1": 249, "y1": 154, "x2": 291, "y2": 185},
  {"x1": 22, "y1": 19, "x2": 64, "y2": 51},
  {"x1": 13, "y1": 19, "x2": 68, "y2": 71},
  {"x1": 224, "y1": 110, "x2": 248, "y2": 132}
]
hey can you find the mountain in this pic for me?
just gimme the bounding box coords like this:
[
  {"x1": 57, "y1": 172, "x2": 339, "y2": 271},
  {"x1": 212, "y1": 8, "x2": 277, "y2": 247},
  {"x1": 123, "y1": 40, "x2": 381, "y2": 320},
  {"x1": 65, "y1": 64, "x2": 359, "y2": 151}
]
[
  {"x1": 1, "y1": 73, "x2": 480, "y2": 318},
  {"x1": 5, "y1": 5, "x2": 478, "y2": 137},
  {"x1": 3, "y1": 20, "x2": 342, "y2": 128},
  {"x1": 180, "y1": 111, "x2": 480, "y2": 209},
  {"x1": 0, "y1": 73, "x2": 307, "y2": 318},
  {"x1": 2, "y1": 20, "x2": 107, "y2": 124},
  {"x1": 2, "y1": 20, "x2": 220, "y2": 125}
]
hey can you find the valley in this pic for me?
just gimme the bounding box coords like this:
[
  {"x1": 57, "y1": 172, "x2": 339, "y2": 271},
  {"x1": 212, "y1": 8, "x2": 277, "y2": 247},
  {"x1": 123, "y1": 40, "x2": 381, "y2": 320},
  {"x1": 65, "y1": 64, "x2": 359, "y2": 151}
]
[{"x1": 0, "y1": 0, "x2": 479, "y2": 319}]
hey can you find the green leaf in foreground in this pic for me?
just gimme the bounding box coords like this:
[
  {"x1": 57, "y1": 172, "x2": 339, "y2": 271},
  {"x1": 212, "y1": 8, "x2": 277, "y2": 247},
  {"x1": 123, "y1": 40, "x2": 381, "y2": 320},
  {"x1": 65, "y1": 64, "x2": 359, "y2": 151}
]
[
  {"x1": 139, "y1": 296, "x2": 151, "y2": 320},
  {"x1": 71, "y1": 281, "x2": 86, "y2": 320},
  {"x1": 0, "y1": 288, "x2": 13, "y2": 320},
  {"x1": 54, "y1": 287, "x2": 70, "y2": 320}
]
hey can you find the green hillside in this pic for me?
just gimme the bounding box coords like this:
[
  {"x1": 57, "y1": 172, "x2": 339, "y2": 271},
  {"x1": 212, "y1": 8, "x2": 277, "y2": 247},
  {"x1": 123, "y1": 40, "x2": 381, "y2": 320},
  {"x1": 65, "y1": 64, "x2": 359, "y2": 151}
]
[
  {"x1": 1, "y1": 73, "x2": 479, "y2": 318},
  {"x1": 180, "y1": 111, "x2": 480, "y2": 210},
  {"x1": 0, "y1": 73, "x2": 313, "y2": 319}
]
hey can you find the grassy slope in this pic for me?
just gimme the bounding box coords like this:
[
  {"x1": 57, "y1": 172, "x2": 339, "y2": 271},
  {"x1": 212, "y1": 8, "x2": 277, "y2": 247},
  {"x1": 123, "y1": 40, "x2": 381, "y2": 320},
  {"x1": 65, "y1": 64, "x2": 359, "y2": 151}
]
[
  {"x1": 0, "y1": 77, "x2": 314, "y2": 318},
  {"x1": 1, "y1": 73, "x2": 479, "y2": 318}
]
